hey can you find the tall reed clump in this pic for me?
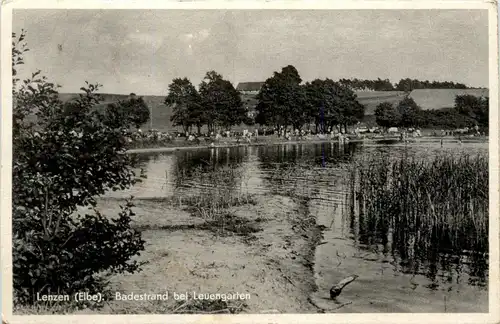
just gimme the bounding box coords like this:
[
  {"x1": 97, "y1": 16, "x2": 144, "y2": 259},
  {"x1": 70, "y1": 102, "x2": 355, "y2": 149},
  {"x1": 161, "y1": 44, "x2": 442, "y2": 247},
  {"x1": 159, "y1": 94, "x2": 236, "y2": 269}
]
[
  {"x1": 345, "y1": 152, "x2": 488, "y2": 283},
  {"x1": 172, "y1": 165, "x2": 254, "y2": 220}
]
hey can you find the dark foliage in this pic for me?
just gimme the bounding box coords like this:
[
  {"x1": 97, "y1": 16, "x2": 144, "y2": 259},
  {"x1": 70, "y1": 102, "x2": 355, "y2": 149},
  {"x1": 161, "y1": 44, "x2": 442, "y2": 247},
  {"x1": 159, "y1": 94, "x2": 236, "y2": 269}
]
[
  {"x1": 418, "y1": 108, "x2": 477, "y2": 129},
  {"x1": 165, "y1": 77, "x2": 203, "y2": 134},
  {"x1": 374, "y1": 102, "x2": 401, "y2": 128},
  {"x1": 395, "y1": 78, "x2": 469, "y2": 92},
  {"x1": 339, "y1": 78, "x2": 395, "y2": 91},
  {"x1": 454, "y1": 94, "x2": 489, "y2": 127},
  {"x1": 199, "y1": 71, "x2": 247, "y2": 133},
  {"x1": 338, "y1": 78, "x2": 471, "y2": 92},
  {"x1": 256, "y1": 65, "x2": 308, "y2": 133},
  {"x1": 12, "y1": 30, "x2": 146, "y2": 305},
  {"x1": 397, "y1": 96, "x2": 422, "y2": 128},
  {"x1": 256, "y1": 67, "x2": 364, "y2": 133},
  {"x1": 105, "y1": 96, "x2": 150, "y2": 129}
]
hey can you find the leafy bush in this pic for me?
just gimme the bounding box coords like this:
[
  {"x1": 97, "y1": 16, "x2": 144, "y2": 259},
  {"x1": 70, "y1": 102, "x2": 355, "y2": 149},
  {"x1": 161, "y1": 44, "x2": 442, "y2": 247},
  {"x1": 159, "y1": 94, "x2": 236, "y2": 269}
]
[
  {"x1": 374, "y1": 101, "x2": 401, "y2": 128},
  {"x1": 105, "y1": 95, "x2": 150, "y2": 130},
  {"x1": 418, "y1": 108, "x2": 477, "y2": 129},
  {"x1": 454, "y1": 94, "x2": 489, "y2": 127},
  {"x1": 12, "y1": 30, "x2": 146, "y2": 305}
]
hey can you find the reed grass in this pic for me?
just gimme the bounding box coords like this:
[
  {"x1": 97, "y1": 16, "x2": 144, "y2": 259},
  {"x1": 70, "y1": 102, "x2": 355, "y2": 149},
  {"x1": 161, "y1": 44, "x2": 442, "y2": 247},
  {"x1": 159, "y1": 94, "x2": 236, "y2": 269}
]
[
  {"x1": 174, "y1": 166, "x2": 255, "y2": 215},
  {"x1": 345, "y1": 152, "x2": 488, "y2": 283}
]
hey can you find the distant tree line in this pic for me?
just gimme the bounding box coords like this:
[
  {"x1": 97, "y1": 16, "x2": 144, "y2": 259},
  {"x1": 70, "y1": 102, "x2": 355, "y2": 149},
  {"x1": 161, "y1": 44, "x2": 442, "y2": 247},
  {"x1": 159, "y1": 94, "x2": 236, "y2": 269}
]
[
  {"x1": 394, "y1": 78, "x2": 468, "y2": 92},
  {"x1": 338, "y1": 78, "x2": 395, "y2": 91},
  {"x1": 375, "y1": 94, "x2": 489, "y2": 129},
  {"x1": 337, "y1": 78, "x2": 471, "y2": 91}
]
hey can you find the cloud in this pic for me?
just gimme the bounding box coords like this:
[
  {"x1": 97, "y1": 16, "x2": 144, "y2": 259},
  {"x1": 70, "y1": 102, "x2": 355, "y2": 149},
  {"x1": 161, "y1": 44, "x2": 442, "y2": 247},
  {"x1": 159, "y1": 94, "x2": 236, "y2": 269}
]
[
  {"x1": 126, "y1": 32, "x2": 164, "y2": 50},
  {"x1": 179, "y1": 29, "x2": 211, "y2": 43},
  {"x1": 178, "y1": 29, "x2": 211, "y2": 55}
]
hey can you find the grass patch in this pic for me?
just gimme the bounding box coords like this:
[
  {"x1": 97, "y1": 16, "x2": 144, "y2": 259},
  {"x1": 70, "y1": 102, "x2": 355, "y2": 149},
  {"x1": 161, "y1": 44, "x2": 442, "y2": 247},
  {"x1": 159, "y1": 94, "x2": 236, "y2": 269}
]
[
  {"x1": 13, "y1": 298, "x2": 102, "y2": 315},
  {"x1": 106, "y1": 297, "x2": 247, "y2": 314},
  {"x1": 202, "y1": 212, "x2": 262, "y2": 237},
  {"x1": 172, "y1": 165, "x2": 257, "y2": 220},
  {"x1": 169, "y1": 298, "x2": 248, "y2": 314},
  {"x1": 133, "y1": 213, "x2": 262, "y2": 238},
  {"x1": 162, "y1": 165, "x2": 263, "y2": 238}
]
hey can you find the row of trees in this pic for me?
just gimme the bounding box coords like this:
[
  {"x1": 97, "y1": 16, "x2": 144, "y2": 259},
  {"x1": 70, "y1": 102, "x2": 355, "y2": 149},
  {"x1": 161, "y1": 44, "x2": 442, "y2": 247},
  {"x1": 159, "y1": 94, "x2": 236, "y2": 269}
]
[
  {"x1": 338, "y1": 78, "x2": 395, "y2": 91},
  {"x1": 337, "y1": 78, "x2": 470, "y2": 92},
  {"x1": 165, "y1": 71, "x2": 250, "y2": 134},
  {"x1": 255, "y1": 66, "x2": 365, "y2": 135},
  {"x1": 394, "y1": 78, "x2": 468, "y2": 92},
  {"x1": 165, "y1": 66, "x2": 367, "y2": 136},
  {"x1": 375, "y1": 94, "x2": 489, "y2": 129},
  {"x1": 164, "y1": 70, "x2": 481, "y2": 134}
]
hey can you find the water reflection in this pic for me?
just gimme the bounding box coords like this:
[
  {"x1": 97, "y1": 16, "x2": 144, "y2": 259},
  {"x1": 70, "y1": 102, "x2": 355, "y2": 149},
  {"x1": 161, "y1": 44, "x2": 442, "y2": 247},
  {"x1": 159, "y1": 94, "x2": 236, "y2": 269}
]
[
  {"x1": 351, "y1": 209, "x2": 489, "y2": 287},
  {"x1": 345, "y1": 147, "x2": 489, "y2": 289},
  {"x1": 119, "y1": 141, "x2": 488, "y2": 291}
]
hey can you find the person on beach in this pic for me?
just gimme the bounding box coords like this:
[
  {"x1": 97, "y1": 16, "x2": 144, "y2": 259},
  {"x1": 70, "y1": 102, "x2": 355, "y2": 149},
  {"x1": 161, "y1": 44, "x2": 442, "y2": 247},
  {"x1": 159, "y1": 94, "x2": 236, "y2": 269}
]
[{"x1": 440, "y1": 138, "x2": 443, "y2": 147}]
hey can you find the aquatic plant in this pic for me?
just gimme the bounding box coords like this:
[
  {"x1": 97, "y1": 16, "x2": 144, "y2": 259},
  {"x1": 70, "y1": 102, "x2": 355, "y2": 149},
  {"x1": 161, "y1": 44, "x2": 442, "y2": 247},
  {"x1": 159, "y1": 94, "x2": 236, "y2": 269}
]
[
  {"x1": 171, "y1": 165, "x2": 255, "y2": 220},
  {"x1": 345, "y1": 152, "x2": 489, "y2": 285}
]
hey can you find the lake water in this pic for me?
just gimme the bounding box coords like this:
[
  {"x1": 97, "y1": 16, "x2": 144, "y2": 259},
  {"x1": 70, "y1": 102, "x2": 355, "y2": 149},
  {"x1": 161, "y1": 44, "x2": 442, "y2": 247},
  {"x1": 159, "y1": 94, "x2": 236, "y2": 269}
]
[{"x1": 105, "y1": 140, "x2": 489, "y2": 313}]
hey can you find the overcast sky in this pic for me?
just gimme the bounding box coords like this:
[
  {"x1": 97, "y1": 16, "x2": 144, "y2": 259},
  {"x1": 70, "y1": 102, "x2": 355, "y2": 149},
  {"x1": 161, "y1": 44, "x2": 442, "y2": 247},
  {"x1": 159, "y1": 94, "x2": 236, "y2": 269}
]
[{"x1": 13, "y1": 9, "x2": 489, "y2": 95}]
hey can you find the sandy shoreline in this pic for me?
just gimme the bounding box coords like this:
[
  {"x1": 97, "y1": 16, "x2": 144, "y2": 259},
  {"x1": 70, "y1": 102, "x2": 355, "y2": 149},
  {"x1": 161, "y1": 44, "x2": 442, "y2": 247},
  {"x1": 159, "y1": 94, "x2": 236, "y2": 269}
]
[{"x1": 67, "y1": 195, "x2": 325, "y2": 314}]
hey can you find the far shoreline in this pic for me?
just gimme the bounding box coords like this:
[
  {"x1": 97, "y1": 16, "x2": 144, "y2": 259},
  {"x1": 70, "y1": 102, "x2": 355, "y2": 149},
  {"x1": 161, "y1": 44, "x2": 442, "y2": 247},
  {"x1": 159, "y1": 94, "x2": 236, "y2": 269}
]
[{"x1": 125, "y1": 135, "x2": 488, "y2": 154}]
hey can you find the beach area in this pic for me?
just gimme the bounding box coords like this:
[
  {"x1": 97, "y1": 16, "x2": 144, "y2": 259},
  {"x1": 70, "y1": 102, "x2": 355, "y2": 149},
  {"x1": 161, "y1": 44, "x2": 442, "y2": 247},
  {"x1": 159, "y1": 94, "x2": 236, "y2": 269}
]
[{"x1": 125, "y1": 134, "x2": 488, "y2": 154}]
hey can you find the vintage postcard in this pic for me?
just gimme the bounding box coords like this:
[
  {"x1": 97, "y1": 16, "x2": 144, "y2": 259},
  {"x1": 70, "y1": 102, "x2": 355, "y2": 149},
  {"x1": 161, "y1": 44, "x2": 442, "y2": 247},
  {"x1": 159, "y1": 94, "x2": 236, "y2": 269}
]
[{"x1": 1, "y1": 1, "x2": 498, "y2": 323}]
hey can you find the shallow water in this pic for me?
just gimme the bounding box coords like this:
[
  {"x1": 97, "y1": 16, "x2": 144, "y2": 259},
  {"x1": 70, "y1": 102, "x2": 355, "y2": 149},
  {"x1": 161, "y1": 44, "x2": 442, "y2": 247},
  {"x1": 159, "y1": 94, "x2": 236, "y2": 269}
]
[{"x1": 105, "y1": 140, "x2": 489, "y2": 313}]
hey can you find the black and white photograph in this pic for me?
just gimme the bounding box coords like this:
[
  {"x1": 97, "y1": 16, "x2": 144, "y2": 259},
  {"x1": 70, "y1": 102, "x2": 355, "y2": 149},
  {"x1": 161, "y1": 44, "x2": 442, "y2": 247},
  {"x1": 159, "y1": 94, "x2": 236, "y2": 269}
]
[{"x1": 1, "y1": 1, "x2": 499, "y2": 323}]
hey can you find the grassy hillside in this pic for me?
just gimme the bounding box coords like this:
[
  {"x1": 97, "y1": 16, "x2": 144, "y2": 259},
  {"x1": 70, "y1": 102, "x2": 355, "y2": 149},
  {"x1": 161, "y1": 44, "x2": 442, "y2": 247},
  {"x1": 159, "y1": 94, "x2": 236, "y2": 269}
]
[
  {"x1": 60, "y1": 93, "x2": 172, "y2": 131},
  {"x1": 356, "y1": 89, "x2": 489, "y2": 115},
  {"x1": 409, "y1": 89, "x2": 489, "y2": 110},
  {"x1": 355, "y1": 91, "x2": 406, "y2": 115}
]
